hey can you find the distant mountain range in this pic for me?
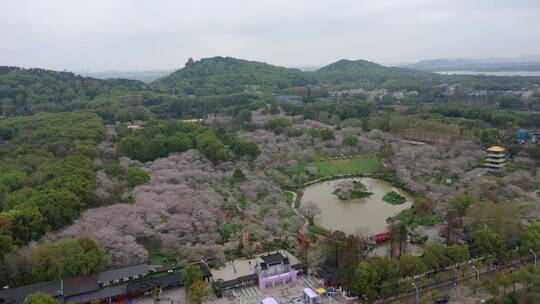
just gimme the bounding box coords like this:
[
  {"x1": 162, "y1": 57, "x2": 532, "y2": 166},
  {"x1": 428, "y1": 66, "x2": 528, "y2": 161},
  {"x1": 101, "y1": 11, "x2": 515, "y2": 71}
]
[
  {"x1": 406, "y1": 55, "x2": 540, "y2": 72},
  {"x1": 77, "y1": 69, "x2": 175, "y2": 82}
]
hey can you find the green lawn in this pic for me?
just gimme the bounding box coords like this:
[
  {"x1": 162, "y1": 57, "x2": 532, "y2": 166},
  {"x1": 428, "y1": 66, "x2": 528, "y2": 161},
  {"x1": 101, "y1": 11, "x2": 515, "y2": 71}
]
[
  {"x1": 315, "y1": 155, "x2": 382, "y2": 177},
  {"x1": 148, "y1": 247, "x2": 173, "y2": 266},
  {"x1": 284, "y1": 191, "x2": 295, "y2": 207},
  {"x1": 307, "y1": 224, "x2": 331, "y2": 237}
]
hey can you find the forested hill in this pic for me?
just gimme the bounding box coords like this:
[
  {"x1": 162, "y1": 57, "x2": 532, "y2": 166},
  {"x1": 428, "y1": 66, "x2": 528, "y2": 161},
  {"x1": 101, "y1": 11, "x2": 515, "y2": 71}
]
[
  {"x1": 152, "y1": 56, "x2": 317, "y2": 95},
  {"x1": 313, "y1": 59, "x2": 434, "y2": 90},
  {"x1": 0, "y1": 58, "x2": 440, "y2": 112},
  {"x1": 0, "y1": 67, "x2": 148, "y2": 116},
  {"x1": 153, "y1": 57, "x2": 437, "y2": 95}
]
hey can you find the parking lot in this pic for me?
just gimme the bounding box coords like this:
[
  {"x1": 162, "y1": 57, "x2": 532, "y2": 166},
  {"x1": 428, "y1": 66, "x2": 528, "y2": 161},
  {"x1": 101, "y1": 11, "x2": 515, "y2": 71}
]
[{"x1": 223, "y1": 275, "x2": 338, "y2": 304}]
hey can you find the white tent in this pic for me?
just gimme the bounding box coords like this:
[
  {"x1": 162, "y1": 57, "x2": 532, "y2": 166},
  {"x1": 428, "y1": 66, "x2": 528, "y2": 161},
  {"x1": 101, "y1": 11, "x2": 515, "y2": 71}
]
[
  {"x1": 261, "y1": 297, "x2": 280, "y2": 304},
  {"x1": 303, "y1": 288, "x2": 321, "y2": 304}
]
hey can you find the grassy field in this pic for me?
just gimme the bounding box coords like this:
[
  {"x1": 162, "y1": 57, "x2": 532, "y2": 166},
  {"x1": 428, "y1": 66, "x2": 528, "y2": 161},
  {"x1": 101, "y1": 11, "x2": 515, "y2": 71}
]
[
  {"x1": 148, "y1": 247, "x2": 173, "y2": 266},
  {"x1": 315, "y1": 155, "x2": 381, "y2": 177},
  {"x1": 307, "y1": 224, "x2": 331, "y2": 237},
  {"x1": 284, "y1": 191, "x2": 295, "y2": 207}
]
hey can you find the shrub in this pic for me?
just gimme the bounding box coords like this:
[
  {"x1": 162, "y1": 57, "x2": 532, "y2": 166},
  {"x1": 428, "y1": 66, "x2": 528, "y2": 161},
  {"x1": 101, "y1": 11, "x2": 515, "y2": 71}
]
[
  {"x1": 285, "y1": 127, "x2": 304, "y2": 137},
  {"x1": 310, "y1": 128, "x2": 335, "y2": 141},
  {"x1": 125, "y1": 167, "x2": 150, "y2": 188},
  {"x1": 383, "y1": 191, "x2": 406, "y2": 205},
  {"x1": 26, "y1": 293, "x2": 58, "y2": 304},
  {"x1": 105, "y1": 162, "x2": 121, "y2": 176},
  {"x1": 264, "y1": 117, "x2": 292, "y2": 134},
  {"x1": 343, "y1": 134, "x2": 359, "y2": 147},
  {"x1": 231, "y1": 168, "x2": 246, "y2": 184}
]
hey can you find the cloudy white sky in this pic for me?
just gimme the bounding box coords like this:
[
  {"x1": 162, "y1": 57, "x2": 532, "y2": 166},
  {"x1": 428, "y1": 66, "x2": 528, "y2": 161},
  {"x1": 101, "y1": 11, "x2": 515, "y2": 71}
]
[{"x1": 1, "y1": 0, "x2": 539, "y2": 71}]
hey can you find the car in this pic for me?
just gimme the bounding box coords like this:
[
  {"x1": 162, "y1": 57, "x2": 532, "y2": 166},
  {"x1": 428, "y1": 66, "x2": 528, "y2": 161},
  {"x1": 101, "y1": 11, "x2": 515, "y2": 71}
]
[
  {"x1": 490, "y1": 262, "x2": 501, "y2": 271},
  {"x1": 436, "y1": 296, "x2": 449, "y2": 303},
  {"x1": 290, "y1": 297, "x2": 303, "y2": 304}
]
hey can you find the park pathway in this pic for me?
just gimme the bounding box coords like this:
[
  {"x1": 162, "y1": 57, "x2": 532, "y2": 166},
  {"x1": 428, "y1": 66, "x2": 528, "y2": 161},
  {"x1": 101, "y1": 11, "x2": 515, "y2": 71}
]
[{"x1": 284, "y1": 190, "x2": 309, "y2": 232}]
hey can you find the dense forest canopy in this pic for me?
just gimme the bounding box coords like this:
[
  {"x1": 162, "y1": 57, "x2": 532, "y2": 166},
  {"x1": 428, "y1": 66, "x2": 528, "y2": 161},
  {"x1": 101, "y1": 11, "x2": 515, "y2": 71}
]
[
  {"x1": 0, "y1": 67, "x2": 148, "y2": 116},
  {"x1": 0, "y1": 112, "x2": 104, "y2": 259},
  {"x1": 117, "y1": 120, "x2": 260, "y2": 163},
  {"x1": 98, "y1": 92, "x2": 269, "y2": 122}
]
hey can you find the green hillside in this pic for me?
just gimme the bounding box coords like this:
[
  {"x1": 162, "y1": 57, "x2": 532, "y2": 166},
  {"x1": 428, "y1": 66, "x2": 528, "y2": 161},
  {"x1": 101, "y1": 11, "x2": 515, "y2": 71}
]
[
  {"x1": 0, "y1": 67, "x2": 148, "y2": 115},
  {"x1": 313, "y1": 59, "x2": 433, "y2": 90},
  {"x1": 153, "y1": 57, "x2": 436, "y2": 95},
  {"x1": 152, "y1": 56, "x2": 317, "y2": 95}
]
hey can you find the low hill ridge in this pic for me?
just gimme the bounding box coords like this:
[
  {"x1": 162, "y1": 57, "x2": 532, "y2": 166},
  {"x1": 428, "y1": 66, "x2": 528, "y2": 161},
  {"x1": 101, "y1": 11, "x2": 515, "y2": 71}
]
[
  {"x1": 153, "y1": 56, "x2": 316, "y2": 95},
  {"x1": 153, "y1": 56, "x2": 431, "y2": 95}
]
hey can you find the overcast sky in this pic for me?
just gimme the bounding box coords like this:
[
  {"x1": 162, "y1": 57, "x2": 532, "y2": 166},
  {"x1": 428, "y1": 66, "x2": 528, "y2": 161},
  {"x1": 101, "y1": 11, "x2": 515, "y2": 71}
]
[{"x1": 1, "y1": 0, "x2": 539, "y2": 71}]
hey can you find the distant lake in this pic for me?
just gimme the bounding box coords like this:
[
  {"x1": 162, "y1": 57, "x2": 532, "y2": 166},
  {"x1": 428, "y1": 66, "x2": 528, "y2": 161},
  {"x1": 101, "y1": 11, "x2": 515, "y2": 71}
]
[{"x1": 435, "y1": 70, "x2": 540, "y2": 77}]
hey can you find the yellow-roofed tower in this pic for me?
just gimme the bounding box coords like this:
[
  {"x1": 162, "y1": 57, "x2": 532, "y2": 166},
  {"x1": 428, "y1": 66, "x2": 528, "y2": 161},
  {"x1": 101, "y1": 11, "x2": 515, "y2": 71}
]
[{"x1": 484, "y1": 146, "x2": 506, "y2": 171}]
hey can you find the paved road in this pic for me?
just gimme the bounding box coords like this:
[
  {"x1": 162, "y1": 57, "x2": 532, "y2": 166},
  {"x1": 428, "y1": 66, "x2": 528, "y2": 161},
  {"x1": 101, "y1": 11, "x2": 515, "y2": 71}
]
[{"x1": 379, "y1": 258, "x2": 532, "y2": 304}]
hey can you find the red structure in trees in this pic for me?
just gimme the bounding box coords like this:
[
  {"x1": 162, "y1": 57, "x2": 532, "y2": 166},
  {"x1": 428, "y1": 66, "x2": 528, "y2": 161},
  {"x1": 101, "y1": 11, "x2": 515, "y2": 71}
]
[
  {"x1": 297, "y1": 233, "x2": 310, "y2": 248},
  {"x1": 372, "y1": 232, "x2": 390, "y2": 243}
]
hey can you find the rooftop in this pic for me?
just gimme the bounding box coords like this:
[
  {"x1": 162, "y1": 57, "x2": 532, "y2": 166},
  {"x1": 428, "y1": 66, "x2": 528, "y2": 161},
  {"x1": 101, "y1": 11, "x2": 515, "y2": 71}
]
[
  {"x1": 210, "y1": 251, "x2": 299, "y2": 281},
  {"x1": 64, "y1": 284, "x2": 127, "y2": 304},
  {"x1": 126, "y1": 273, "x2": 181, "y2": 294},
  {"x1": 63, "y1": 273, "x2": 99, "y2": 297},
  {"x1": 487, "y1": 146, "x2": 505, "y2": 153},
  {"x1": 260, "y1": 252, "x2": 288, "y2": 265},
  {"x1": 277, "y1": 95, "x2": 302, "y2": 104},
  {"x1": 0, "y1": 263, "x2": 185, "y2": 304},
  {"x1": 0, "y1": 281, "x2": 62, "y2": 304},
  {"x1": 276, "y1": 94, "x2": 302, "y2": 101},
  {"x1": 97, "y1": 263, "x2": 148, "y2": 283}
]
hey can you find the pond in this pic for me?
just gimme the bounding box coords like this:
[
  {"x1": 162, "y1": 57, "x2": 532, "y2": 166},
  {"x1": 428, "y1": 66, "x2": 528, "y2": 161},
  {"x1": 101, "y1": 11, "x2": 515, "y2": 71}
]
[{"x1": 301, "y1": 178, "x2": 413, "y2": 236}]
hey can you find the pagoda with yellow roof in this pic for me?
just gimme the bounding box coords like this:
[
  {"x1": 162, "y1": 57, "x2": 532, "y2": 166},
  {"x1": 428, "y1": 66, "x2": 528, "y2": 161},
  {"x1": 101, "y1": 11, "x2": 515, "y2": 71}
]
[{"x1": 484, "y1": 146, "x2": 506, "y2": 171}]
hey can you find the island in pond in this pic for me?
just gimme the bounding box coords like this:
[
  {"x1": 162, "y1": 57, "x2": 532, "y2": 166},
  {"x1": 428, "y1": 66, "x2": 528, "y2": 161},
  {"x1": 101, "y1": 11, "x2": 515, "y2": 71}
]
[{"x1": 333, "y1": 179, "x2": 373, "y2": 200}]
